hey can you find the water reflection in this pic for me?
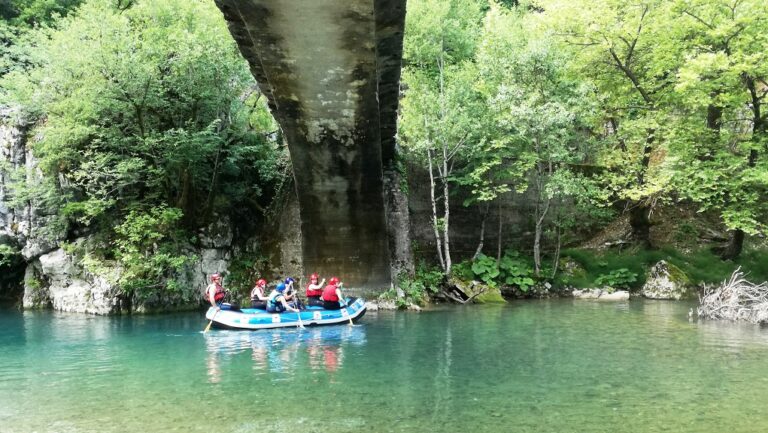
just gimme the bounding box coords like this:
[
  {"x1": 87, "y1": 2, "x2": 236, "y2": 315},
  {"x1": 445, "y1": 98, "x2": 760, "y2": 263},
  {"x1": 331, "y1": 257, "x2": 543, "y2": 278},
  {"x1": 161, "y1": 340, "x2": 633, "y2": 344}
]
[{"x1": 203, "y1": 325, "x2": 366, "y2": 383}]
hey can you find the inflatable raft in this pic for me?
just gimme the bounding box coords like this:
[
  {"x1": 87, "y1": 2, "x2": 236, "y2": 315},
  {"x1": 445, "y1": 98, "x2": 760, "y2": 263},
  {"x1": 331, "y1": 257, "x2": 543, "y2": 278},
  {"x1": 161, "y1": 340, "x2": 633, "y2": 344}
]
[{"x1": 204, "y1": 297, "x2": 367, "y2": 330}]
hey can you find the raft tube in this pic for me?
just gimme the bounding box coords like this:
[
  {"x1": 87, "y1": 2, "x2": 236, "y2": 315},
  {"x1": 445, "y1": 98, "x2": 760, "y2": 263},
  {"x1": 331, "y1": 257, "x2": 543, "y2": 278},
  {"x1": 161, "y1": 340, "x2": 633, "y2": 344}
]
[{"x1": 204, "y1": 297, "x2": 367, "y2": 330}]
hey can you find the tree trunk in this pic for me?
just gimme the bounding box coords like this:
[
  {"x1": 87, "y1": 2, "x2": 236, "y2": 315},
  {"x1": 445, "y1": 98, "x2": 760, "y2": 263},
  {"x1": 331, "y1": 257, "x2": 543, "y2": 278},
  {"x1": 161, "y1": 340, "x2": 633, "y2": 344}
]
[
  {"x1": 629, "y1": 203, "x2": 651, "y2": 248},
  {"x1": 721, "y1": 74, "x2": 764, "y2": 260},
  {"x1": 497, "y1": 198, "x2": 503, "y2": 261},
  {"x1": 533, "y1": 158, "x2": 552, "y2": 277},
  {"x1": 627, "y1": 129, "x2": 655, "y2": 248},
  {"x1": 533, "y1": 199, "x2": 550, "y2": 277},
  {"x1": 721, "y1": 229, "x2": 744, "y2": 261},
  {"x1": 472, "y1": 202, "x2": 491, "y2": 260},
  {"x1": 442, "y1": 152, "x2": 452, "y2": 275},
  {"x1": 551, "y1": 222, "x2": 561, "y2": 279},
  {"x1": 427, "y1": 149, "x2": 446, "y2": 272}
]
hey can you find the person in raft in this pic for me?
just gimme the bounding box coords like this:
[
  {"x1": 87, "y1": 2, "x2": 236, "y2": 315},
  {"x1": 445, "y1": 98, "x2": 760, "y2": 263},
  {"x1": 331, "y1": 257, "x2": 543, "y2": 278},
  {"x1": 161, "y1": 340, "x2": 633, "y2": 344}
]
[
  {"x1": 283, "y1": 277, "x2": 303, "y2": 310},
  {"x1": 305, "y1": 273, "x2": 326, "y2": 307},
  {"x1": 250, "y1": 278, "x2": 269, "y2": 309},
  {"x1": 266, "y1": 282, "x2": 301, "y2": 314},
  {"x1": 206, "y1": 273, "x2": 226, "y2": 308},
  {"x1": 321, "y1": 276, "x2": 347, "y2": 310}
]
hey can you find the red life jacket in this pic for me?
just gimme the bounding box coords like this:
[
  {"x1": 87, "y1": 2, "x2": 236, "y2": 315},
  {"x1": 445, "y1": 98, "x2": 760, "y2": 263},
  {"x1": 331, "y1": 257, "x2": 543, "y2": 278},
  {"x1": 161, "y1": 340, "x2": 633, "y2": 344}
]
[
  {"x1": 250, "y1": 286, "x2": 265, "y2": 301},
  {"x1": 209, "y1": 283, "x2": 225, "y2": 302},
  {"x1": 321, "y1": 284, "x2": 339, "y2": 302},
  {"x1": 306, "y1": 283, "x2": 323, "y2": 298}
]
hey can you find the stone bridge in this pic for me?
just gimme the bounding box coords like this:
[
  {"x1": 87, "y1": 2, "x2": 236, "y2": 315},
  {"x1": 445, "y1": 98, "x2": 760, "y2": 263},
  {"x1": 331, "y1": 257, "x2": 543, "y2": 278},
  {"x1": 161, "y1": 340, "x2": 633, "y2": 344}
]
[{"x1": 214, "y1": 0, "x2": 409, "y2": 290}]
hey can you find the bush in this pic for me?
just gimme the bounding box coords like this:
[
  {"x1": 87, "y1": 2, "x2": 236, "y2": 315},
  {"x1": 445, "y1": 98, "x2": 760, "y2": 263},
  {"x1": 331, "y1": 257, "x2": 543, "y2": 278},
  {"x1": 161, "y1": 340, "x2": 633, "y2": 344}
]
[
  {"x1": 558, "y1": 246, "x2": 768, "y2": 290},
  {"x1": 594, "y1": 268, "x2": 637, "y2": 289},
  {"x1": 461, "y1": 250, "x2": 535, "y2": 292},
  {"x1": 385, "y1": 264, "x2": 444, "y2": 308},
  {"x1": 111, "y1": 206, "x2": 192, "y2": 299}
]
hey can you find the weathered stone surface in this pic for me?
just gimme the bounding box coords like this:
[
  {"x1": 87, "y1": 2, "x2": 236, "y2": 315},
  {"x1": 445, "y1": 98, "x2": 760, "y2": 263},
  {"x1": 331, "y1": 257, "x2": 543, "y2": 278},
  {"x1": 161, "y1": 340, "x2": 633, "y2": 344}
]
[
  {"x1": 214, "y1": 0, "x2": 407, "y2": 290},
  {"x1": 0, "y1": 107, "x2": 65, "y2": 261},
  {"x1": 198, "y1": 216, "x2": 233, "y2": 249},
  {"x1": 24, "y1": 248, "x2": 122, "y2": 314},
  {"x1": 573, "y1": 288, "x2": 630, "y2": 301},
  {"x1": 22, "y1": 260, "x2": 50, "y2": 308},
  {"x1": 448, "y1": 276, "x2": 507, "y2": 304},
  {"x1": 641, "y1": 260, "x2": 695, "y2": 300}
]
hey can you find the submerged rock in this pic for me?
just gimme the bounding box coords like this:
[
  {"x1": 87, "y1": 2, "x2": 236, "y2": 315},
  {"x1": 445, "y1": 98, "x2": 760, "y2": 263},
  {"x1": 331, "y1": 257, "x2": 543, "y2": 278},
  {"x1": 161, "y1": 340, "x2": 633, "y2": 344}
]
[{"x1": 641, "y1": 260, "x2": 695, "y2": 300}]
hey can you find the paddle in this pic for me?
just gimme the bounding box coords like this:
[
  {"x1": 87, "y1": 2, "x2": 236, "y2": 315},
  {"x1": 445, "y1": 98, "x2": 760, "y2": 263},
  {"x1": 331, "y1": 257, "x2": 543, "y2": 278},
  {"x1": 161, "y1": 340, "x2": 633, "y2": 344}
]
[
  {"x1": 286, "y1": 282, "x2": 305, "y2": 329},
  {"x1": 295, "y1": 306, "x2": 305, "y2": 329},
  {"x1": 204, "y1": 307, "x2": 219, "y2": 333},
  {"x1": 339, "y1": 283, "x2": 355, "y2": 327}
]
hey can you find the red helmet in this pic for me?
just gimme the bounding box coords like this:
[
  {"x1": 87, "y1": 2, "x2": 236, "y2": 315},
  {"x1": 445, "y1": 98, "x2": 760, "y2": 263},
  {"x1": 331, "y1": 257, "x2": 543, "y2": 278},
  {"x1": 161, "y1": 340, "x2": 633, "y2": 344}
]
[
  {"x1": 310, "y1": 273, "x2": 319, "y2": 280},
  {"x1": 210, "y1": 273, "x2": 221, "y2": 282},
  {"x1": 256, "y1": 278, "x2": 267, "y2": 287},
  {"x1": 329, "y1": 276, "x2": 340, "y2": 285}
]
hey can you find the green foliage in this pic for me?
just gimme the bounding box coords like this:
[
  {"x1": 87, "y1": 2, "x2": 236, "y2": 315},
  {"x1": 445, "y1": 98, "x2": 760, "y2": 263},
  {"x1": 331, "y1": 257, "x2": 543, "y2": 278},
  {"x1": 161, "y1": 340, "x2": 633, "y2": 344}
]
[
  {"x1": 0, "y1": 0, "x2": 286, "y2": 301},
  {"x1": 470, "y1": 254, "x2": 500, "y2": 286},
  {"x1": 594, "y1": 268, "x2": 638, "y2": 289},
  {"x1": 0, "y1": 243, "x2": 21, "y2": 267},
  {"x1": 2, "y1": 0, "x2": 84, "y2": 26},
  {"x1": 498, "y1": 250, "x2": 536, "y2": 290},
  {"x1": 560, "y1": 246, "x2": 768, "y2": 290},
  {"x1": 463, "y1": 250, "x2": 535, "y2": 291},
  {"x1": 386, "y1": 264, "x2": 444, "y2": 308},
  {"x1": 2, "y1": 0, "x2": 284, "y2": 228},
  {"x1": 111, "y1": 206, "x2": 192, "y2": 298},
  {"x1": 225, "y1": 253, "x2": 269, "y2": 301}
]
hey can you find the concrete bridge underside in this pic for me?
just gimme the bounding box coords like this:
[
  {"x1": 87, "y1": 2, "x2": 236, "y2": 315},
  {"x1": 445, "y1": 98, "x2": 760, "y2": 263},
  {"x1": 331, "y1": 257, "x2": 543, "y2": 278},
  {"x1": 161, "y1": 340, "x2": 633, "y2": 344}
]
[{"x1": 215, "y1": 0, "x2": 407, "y2": 289}]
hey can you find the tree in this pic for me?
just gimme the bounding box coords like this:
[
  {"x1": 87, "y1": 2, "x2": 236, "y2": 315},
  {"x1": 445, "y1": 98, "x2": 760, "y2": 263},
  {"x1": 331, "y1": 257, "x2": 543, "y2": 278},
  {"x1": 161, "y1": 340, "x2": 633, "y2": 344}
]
[
  {"x1": 542, "y1": 0, "x2": 681, "y2": 247},
  {"x1": 667, "y1": 0, "x2": 768, "y2": 259},
  {"x1": 400, "y1": 0, "x2": 485, "y2": 275},
  {"x1": 1, "y1": 0, "x2": 284, "y2": 297},
  {"x1": 475, "y1": 4, "x2": 604, "y2": 276}
]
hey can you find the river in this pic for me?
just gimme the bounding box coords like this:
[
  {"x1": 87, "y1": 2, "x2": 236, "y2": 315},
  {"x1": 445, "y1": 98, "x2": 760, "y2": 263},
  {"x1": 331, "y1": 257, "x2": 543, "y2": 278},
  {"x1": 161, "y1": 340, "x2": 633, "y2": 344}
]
[{"x1": 2, "y1": 299, "x2": 768, "y2": 432}]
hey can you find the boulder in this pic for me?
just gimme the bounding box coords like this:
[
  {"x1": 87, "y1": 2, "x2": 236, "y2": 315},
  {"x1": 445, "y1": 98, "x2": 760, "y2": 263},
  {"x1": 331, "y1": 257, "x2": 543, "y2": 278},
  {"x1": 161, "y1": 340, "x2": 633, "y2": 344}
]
[
  {"x1": 447, "y1": 276, "x2": 506, "y2": 304},
  {"x1": 641, "y1": 260, "x2": 695, "y2": 300}
]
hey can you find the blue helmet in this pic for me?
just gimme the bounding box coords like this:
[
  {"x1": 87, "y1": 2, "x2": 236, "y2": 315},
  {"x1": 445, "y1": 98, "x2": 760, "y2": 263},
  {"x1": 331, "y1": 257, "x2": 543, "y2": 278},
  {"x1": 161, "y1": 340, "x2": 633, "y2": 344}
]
[
  {"x1": 285, "y1": 277, "x2": 295, "y2": 285},
  {"x1": 276, "y1": 282, "x2": 286, "y2": 292}
]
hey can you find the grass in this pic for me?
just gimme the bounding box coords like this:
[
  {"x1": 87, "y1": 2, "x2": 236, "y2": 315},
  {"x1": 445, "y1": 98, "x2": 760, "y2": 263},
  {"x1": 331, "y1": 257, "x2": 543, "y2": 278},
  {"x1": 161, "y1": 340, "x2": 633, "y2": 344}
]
[{"x1": 557, "y1": 246, "x2": 768, "y2": 290}]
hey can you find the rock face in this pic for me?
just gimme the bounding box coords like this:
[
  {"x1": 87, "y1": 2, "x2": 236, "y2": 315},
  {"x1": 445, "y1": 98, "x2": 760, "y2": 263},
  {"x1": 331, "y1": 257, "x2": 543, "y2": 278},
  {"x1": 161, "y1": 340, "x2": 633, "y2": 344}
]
[
  {"x1": 23, "y1": 248, "x2": 123, "y2": 314},
  {"x1": 641, "y1": 260, "x2": 695, "y2": 300},
  {"x1": 0, "y1": 107, "x2": 66, "y2": 261}
]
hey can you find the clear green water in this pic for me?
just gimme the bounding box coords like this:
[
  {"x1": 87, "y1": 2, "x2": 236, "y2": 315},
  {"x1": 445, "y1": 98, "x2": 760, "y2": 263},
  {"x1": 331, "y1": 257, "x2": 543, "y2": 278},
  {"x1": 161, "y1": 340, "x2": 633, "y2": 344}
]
[{"x1": 2, "y1": 300, "x2": 768, "y2": 432}]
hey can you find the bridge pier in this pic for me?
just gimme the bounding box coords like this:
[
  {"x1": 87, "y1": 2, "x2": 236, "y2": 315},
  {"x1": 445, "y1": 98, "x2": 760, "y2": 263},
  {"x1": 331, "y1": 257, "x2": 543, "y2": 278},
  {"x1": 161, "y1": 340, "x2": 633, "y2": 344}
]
[{"x1": 215, "y1": 0, "x2": 409, "y2": 290}]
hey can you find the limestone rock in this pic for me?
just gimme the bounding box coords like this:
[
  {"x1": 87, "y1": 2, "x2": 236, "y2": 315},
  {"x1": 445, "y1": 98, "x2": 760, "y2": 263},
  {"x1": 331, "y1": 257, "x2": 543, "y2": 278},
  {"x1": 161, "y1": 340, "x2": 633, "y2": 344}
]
[
  {"x1": 22, "y1": 260, "x2": 50, "y2": 308},
  {"x1": 199, "y1": 217, "x2": 233, "y2": 249},
  {"x1": 24, "y1": 248, "x2": 122, "y2": 314},
  {"x1": 369, "y1": 299, "x2": 397, "y2": 310},
  {"x1": 573, "y1": 288, "x2": 629, "y2": 301},
  {"x1": 1, "y1": 107, "x2": 65, "y2": 261},
  {"x1": 447, "y1": 276, "x2": 507, "y2": 304},
  {"x1": 641, "y1": 260, "x2": 695, "y2": 300}
]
